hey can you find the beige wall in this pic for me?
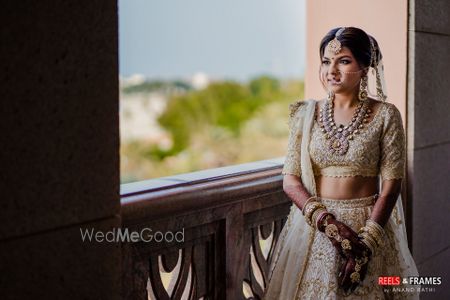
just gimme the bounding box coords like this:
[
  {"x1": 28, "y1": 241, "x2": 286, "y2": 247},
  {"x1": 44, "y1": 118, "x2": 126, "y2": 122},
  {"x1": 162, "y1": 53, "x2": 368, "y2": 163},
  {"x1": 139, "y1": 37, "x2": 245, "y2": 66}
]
[{"x1": 305, "y1": 0, "x2": 408, "y2": 118}]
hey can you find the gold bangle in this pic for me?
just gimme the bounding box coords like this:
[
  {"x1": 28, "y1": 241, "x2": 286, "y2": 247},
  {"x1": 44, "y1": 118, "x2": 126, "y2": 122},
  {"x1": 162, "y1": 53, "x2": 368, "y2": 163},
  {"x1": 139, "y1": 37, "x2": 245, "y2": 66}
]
[
  {"x1": 365, "y1": 223, "x2": 384, "y2": 239},
  {"x1": 315, "y1": 211, "x2": 333, "y2": 231},
  {"x1": 360, "y1": 232, "x2": 377, "y2": 254},
  {"x1": 366, "y1": 220, "x2": 385, "y2": 245},
  {"x1": 301, "y1": 196, "x2": 317, "y2": 216},
  {"x1": 308, "y1": 205, "x2": 326, "y2": 226},
  {"x1": 311, "y1": 208, "x2": 327, "y2": 228},
  {"x1": 304, "y1": 202, "x2": 326, "y2": 226},
  {"x1": 359, "y1": 226, "x2": 378, "y2": 245},
  {"x1": 361, "y1": 222, "x2": 384, "y2": 247},
  {"x1": 302, "y1": 201, "x2": 316, "y2": 219},
  {"x1": 367, "y1": 219, "x2": 384, "y2": 234}
]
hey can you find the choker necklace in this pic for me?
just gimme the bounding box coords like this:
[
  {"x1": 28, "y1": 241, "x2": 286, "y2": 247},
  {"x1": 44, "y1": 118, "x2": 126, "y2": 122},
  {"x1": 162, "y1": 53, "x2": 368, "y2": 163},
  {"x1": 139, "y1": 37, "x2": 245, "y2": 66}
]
[{"x1": 319, "y1": 94, "x2": 371, "y2": 155}]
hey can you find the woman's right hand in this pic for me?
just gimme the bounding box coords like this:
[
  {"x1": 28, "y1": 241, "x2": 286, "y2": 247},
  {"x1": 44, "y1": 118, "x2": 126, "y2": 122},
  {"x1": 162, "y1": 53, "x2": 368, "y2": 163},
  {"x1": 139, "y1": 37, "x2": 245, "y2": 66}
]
[{"x1": 338, "y1": 255, "x2": 370, "y2": 293}]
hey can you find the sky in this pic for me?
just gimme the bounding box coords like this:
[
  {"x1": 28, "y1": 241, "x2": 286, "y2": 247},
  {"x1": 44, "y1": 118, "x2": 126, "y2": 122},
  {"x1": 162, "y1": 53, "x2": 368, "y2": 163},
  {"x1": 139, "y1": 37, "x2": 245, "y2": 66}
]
[{"x1": 118, "y1": 0, "x2": 306, "y2": 81}]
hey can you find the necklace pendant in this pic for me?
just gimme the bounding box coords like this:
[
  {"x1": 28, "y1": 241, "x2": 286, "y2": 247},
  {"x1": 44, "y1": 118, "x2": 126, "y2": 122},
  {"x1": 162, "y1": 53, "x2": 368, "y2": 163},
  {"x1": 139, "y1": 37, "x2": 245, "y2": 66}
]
[
  {"x1": 332, "y1": 139, "x2": 341, "y2": 148},
  {"x1": 329, "y1": 137, "x2": 349, "y2": 155}
]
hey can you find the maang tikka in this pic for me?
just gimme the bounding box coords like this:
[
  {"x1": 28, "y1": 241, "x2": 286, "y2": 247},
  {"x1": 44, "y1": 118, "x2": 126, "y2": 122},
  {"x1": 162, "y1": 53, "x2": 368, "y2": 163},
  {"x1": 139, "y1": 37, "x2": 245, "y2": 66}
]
[{"x1": 326, "y1": 27, "x2": 346, "y2": 55}]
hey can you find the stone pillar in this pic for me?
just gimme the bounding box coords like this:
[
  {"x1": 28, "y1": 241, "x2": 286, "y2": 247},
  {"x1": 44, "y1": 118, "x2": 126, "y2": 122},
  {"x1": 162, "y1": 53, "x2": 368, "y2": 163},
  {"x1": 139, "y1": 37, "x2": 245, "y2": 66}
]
[
  {"x1": 0, "y1": 1, "x2": 121, "y2": 299},
  {"x1": 408, "y1": 1, "x2": 450, "y2": 298}
]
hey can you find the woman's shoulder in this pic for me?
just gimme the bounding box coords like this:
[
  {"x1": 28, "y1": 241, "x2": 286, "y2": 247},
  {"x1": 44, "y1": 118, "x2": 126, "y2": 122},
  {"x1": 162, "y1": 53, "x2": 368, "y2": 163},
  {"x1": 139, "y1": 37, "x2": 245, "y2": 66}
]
[
  {"x1": 288, "y1": 100, "x2": 305, "y2": 117},
  {"x1": 366, "y1": 98, "x2": 401, "y2": 119},
  {"x1": 288, "y1": 98, "x2": 321, "y2": 118},
  {"x1": 376, "y1": 100, "x2": 402, "y2": 120},
  {"x1": 287, "y1": 99, "x2": 314, "y2": 129},
  {"x1": 372, "y1": 101, "x2": 404, "y2": 135}
]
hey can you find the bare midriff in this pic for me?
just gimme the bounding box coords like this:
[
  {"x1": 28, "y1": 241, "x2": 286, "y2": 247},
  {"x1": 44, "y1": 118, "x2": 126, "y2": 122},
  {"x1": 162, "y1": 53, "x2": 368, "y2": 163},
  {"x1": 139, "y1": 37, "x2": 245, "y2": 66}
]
[{"x1": 315, "y1": 175, "x2": 379, "y2": 200}]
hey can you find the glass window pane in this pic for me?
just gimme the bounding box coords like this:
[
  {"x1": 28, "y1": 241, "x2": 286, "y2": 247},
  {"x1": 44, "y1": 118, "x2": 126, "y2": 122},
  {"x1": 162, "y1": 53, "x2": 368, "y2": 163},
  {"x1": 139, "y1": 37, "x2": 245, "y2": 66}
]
[{"x1": 119, "y1": 0, "x2": 306, "y2": 183}]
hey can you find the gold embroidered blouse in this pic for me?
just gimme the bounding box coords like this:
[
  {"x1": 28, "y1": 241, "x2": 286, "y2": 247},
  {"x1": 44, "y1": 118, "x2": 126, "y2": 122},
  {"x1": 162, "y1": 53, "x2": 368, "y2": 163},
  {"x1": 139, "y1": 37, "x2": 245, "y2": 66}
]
[{"x1": 282, "y1": 100, "x2": 405, "y2": 181}]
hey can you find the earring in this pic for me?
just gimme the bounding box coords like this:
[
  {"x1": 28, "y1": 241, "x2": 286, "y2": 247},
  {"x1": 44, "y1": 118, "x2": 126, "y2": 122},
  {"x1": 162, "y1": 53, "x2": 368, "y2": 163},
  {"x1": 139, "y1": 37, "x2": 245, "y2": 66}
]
[
  {"x1": 375, "y1": 68, "x2": 386, "y2": 102},
  {"x1": 358, "y1": 75, "x2": 368, "y2": 101}
]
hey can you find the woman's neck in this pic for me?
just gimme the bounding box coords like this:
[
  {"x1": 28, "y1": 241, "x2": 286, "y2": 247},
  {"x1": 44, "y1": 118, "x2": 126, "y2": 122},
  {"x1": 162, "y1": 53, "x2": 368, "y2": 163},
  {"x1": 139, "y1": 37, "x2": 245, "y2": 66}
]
[{"x1": 333, "y1": 91, "x2": 359, "y2": 109}]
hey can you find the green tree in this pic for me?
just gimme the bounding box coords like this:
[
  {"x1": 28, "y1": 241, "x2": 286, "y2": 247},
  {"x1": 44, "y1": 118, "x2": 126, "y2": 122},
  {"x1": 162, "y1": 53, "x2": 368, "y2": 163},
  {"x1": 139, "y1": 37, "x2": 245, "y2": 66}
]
[
  {"x1": 249, "y1": 75, "x2": 280, "y2": 100},
  {"x1": 158, "y1": 78, "x2": 279, "y2": 156}
]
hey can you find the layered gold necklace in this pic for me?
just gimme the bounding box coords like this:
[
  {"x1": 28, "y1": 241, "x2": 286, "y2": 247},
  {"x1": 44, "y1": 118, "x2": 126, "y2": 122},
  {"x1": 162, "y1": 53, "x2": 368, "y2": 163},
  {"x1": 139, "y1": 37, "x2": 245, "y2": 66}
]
[{"x1": 318, "y1": 95, "x2": 371, "y2": 155}]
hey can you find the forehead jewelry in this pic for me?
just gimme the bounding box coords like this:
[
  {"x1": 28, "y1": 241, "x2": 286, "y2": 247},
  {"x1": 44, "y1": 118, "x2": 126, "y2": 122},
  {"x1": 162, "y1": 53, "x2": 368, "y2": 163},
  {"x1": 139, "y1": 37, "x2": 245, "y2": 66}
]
[{"x1": 327, "y1": 27, "x2": 346, "y2": 55}]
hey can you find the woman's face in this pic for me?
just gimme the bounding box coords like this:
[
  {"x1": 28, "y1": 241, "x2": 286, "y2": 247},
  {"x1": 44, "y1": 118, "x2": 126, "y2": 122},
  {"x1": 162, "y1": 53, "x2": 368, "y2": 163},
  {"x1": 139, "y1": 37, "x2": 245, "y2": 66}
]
[{"x1": 320, "y1": 46, "x2": 365, "y2": 95}]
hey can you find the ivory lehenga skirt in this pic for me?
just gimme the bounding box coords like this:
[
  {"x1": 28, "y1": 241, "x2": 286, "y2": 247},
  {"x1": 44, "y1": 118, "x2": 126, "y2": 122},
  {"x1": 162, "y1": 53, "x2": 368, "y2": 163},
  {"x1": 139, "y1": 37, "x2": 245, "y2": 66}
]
[{"x1": 264, "y1": 195, "x2": 420, "y2": 300}]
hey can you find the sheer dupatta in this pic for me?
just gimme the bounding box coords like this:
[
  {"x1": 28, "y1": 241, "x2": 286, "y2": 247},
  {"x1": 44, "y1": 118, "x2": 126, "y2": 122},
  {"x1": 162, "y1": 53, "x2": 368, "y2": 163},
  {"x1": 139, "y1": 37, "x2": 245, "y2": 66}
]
[{"x1": 265, "y1": 99, "x2": 318, "y2": 299}]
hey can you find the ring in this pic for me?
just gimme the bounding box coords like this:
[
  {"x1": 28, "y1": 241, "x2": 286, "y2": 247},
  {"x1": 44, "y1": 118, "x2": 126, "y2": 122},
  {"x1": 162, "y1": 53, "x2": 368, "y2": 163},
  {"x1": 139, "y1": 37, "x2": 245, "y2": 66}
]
[{"x1": 350, "y1": 271, "x2": 360, "y2": 283}]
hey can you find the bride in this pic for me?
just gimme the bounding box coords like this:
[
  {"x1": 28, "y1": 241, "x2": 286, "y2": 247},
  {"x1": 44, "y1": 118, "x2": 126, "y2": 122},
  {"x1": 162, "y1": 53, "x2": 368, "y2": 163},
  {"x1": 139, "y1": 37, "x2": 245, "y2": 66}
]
[{"x1": 264, "y1": 27, "x2": 420, "y2": 299}]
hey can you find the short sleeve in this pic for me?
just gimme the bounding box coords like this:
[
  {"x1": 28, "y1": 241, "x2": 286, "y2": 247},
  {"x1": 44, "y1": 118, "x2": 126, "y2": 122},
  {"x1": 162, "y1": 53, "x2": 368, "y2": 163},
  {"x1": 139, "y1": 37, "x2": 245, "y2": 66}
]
[
  {"x1": 380, "y1": 104, "x2": 406, "y2": 180},
  {"x1": 282, "y1": 101, "x2": 305, "y2": 177}
]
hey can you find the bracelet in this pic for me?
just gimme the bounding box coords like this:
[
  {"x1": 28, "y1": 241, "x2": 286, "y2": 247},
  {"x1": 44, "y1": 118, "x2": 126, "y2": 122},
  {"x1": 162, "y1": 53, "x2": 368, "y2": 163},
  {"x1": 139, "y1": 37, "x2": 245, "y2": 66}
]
[
  {"x1": 359, "y1": 232, "x2": 377, "y2": 255},
  {"x1": 301, "y1": 196, "x2": 317, "y2": 216},
  {"x1": 359, "y1": 219, "x2": 385, "y2": 249},
  {"x1": 366, "y1": 220, "x2": 385, "y2": 242},
  {"x1": 367, "y1": 219, "x2": 383, "y2": 231},
  {"x1": 304, "y1": 202, "x2": 326, "y2": 226},
  {"x1": 311, "y1": 208, "x2": 327, "y2": 228},
  {"x1": 361, "y1": 226, "x2": 383, "y2": 247}
]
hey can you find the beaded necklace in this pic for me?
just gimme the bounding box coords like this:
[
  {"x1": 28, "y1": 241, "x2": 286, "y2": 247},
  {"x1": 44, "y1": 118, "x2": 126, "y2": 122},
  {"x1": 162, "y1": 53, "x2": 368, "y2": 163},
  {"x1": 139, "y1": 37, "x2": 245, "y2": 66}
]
[{"x1": 318, "y1": 95, "x2": 371, "y2": 155}]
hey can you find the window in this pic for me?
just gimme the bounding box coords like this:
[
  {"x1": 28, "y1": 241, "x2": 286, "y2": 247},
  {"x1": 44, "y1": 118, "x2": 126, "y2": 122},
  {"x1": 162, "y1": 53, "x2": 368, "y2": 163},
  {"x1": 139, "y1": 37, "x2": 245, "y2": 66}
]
[{"x1": 119, "y1": 0, "x2": 306, "y2": 183}]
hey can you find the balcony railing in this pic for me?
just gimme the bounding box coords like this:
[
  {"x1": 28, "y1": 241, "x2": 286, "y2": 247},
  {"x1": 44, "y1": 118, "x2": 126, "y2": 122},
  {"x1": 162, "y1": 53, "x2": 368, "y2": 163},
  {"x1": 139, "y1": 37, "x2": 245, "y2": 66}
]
[{"x1": 121, "y1": 158, "x2": 291, "y2": 300}]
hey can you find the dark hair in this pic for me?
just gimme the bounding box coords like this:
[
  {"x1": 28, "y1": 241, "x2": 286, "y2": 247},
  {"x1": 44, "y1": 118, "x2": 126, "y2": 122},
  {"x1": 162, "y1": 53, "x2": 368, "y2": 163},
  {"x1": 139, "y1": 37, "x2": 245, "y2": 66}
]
[{"x1": 319, "y1": 27, "x2": 382, "y2": 68}]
